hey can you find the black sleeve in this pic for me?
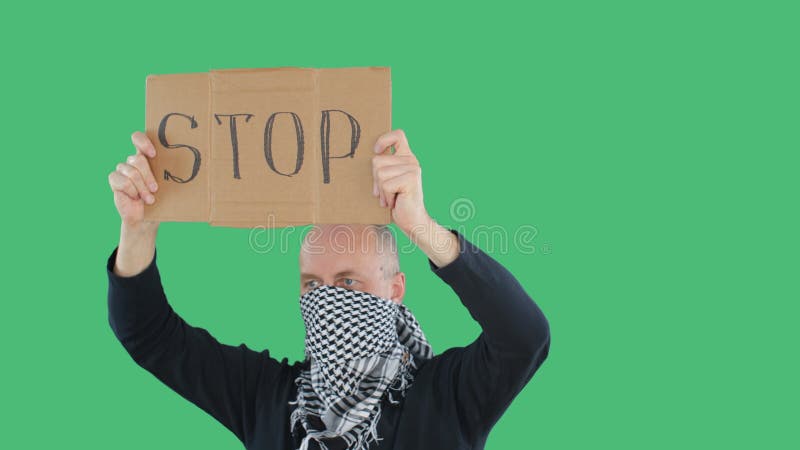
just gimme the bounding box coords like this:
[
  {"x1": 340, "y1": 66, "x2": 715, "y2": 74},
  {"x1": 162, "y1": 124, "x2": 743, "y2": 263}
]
[
  {"x1": 105, "y1": 246, "x2": 285, "y2": 445},
  {"x1": 427, "y1": 229, "x2": 551, "y2": 444}
]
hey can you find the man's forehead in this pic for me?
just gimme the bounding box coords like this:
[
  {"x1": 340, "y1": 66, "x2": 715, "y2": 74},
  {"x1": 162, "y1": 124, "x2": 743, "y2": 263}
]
[
  {"x1": 299, "y1": 240, "x2": 384, "y2": 267},
  {"x1": 300, "y1": 224, "x2": 383, "y2": 255},
  {"x1": 303, "y1": 223, "x2": 377, "y2": 241},
  {"x1": 298, "y1": 223, "x2": 398, "y2": 279},
  {"x1": 298, "y1": 248, "x2": 384, "y2": 282},
  {"x1": 301, "y1": 226, "x2": 383, "y2": 269}
]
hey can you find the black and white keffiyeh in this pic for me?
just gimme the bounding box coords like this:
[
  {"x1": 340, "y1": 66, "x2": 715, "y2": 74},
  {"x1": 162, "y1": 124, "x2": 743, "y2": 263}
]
[{"x1": 289, "y1": 285, "x2": 434, "y2": 450}]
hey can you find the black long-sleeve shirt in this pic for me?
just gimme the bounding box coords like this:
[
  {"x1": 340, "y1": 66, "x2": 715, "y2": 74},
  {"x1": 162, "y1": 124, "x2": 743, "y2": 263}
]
[{"x1": 106, "y1": 229, "x2": 550, "y2": 449}]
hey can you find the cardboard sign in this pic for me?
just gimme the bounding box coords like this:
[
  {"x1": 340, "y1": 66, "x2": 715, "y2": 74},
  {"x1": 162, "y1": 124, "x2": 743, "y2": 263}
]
[{"x1": 143, "y1": 67, "x2": 392, "y2": 228}]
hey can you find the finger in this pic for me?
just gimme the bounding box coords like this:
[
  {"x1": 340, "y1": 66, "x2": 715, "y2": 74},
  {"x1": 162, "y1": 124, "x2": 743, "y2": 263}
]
[
  {"x1": 375, "y1": 164, "x2": 417, "y2": 188},
  {"x1": 131, "y1": 131, "x2": 157, "y2": 158},
  {"x1": 371, "y1": 154, "x2": 416, "y2": 196},
  {"x1": 373, "y1": 129, "x2": 412, "y2": 156},
  {"x1": 126, "y1": 153, "x2": 158, "y2": 192},
  {"x1": 372, "y1": 154, "x2": 417, "y2": 172},
  {"x1": 372, "y1": 156, "x2": 396, "y2": 197},
  {"x1": 380, "y1": 172, "x2": 417, "y2": 209},
  {"x1": 108, "y1": 171, "x2": 140, "y2": 200},
  {"x1": 371, "y1": 156, "x2": 384, "y2": 204},
  {"x1": 116, "y1": 163, "x2": 155, "y2": 204},
  {"x1": 371, "y1": 157, "x2": 379, "y2": 197},
  {"x1": 371, "y1": 154, "x2": 397, "y2": 197}
]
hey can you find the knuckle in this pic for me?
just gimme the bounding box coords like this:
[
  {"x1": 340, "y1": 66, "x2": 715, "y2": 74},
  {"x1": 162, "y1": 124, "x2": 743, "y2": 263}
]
[
  {"x1": 130, "y1": 169, "x2": 142, "y2": 182},
  {"x1": 120, "y1": 167, "x2": 135, "y2": 181}
]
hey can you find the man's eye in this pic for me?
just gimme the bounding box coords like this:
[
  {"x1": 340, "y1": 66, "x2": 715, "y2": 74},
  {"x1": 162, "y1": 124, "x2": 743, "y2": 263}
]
[
  {"x1": 343, "y1": 278, "x2": 355, "y2": 286},
  {"x1": 306, "y1": 280, "x2": 319, "y2": 289}
]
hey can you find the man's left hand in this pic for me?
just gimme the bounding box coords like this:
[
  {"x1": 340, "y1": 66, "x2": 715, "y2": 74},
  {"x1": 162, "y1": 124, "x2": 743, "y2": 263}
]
[
  {"x1": 372, "y1": 129, "x2": 429, "y2": 236},
  {"x1": 372, "y1": 129, "x2": 460, "y2": 267}
]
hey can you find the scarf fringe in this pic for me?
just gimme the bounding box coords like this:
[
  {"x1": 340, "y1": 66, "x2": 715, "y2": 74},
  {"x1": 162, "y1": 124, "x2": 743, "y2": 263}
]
[
  {"x1": 291, "y1": 405, "x2": 384, "y2": 450},
  {"x1": 386, "y1": 354, "x2": 416, "y2": 405},
  {"x1": 289, "y1": 354, "x2": 418, "y2": 450}
]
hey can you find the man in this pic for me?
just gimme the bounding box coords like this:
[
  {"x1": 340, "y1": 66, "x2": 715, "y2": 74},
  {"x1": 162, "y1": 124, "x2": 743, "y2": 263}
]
[{"x1": 106, "y1": 129, "x2": 551, "y2": 449}]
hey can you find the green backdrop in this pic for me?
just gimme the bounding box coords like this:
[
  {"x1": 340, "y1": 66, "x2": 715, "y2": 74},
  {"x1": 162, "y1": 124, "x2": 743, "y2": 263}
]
[{"x1": 2, "y1": 0, "x2": 797, "y2": 448}]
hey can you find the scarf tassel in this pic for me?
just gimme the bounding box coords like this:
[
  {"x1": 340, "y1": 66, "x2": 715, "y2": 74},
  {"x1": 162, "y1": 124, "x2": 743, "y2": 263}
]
[
  {"x1": 289, "y1": 358, "x2": 417, "y2": 450},
  {"x1": 291, "y1": 406, "x2": 384, "y2": 450}
]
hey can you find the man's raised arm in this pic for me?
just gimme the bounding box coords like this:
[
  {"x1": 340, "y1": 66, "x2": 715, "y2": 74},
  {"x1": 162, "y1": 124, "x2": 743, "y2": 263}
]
[
  {"x1": 425, "y1": 227, "x2": 550, "y2": 444},
  {"x1": 105, "y1": 132, "x2": 287, "y2": 445},
  {"x1": 371, "y1": 129, "x2": 551, "y2": 446}
]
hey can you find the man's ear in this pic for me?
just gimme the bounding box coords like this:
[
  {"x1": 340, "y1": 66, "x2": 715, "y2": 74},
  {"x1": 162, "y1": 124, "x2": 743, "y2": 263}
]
[{"x1": 390, "y1": 271, "x2": 406, "y2": 304}]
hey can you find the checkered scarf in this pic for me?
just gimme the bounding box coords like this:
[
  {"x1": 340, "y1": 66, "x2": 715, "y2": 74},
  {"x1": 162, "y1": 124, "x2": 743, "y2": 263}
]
[{"x1": 289, "y1": 285, "x2": 434, "y2": 450}]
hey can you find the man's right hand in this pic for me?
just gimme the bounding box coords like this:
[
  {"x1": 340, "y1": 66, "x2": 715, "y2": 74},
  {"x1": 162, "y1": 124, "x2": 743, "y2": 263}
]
[
  {"x1": 108, "y1": 131, "x2": 160, "y2": 277},
  {"x1": 108, "y1": 131, "x2": 160, "y2": 226}
]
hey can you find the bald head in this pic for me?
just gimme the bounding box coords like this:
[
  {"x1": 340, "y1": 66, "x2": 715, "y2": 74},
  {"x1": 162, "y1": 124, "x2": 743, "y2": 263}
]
[{"x1": 299, "y1": 224, "x2": 405, "y2": 303}]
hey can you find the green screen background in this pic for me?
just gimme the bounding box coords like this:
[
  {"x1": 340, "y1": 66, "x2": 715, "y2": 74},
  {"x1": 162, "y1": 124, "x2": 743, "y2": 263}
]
[{"x1": 2, "y1": 1, "x2": 797, "y2": 448}]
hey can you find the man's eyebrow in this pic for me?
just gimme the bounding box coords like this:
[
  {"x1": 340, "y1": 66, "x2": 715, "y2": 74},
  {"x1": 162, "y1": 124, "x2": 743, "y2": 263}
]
[
  {"x1": 333, "y1": 270, "x2": 361, "y2": 278},
  {"x1": 299, "y1": 270, "x2": 362, "y2": 280}
]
